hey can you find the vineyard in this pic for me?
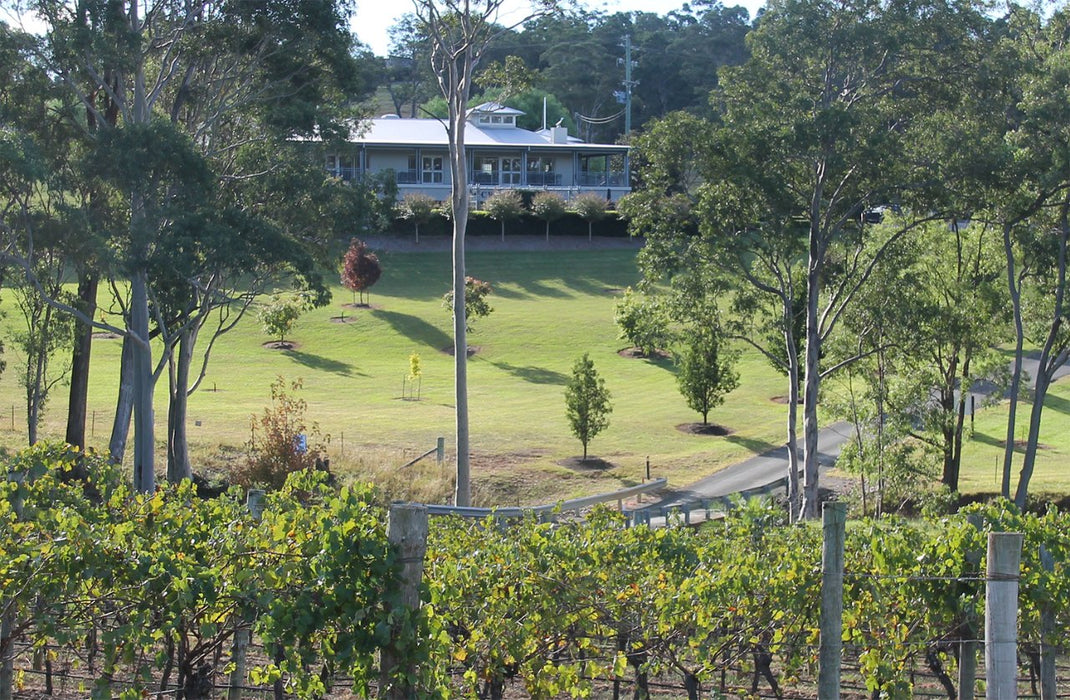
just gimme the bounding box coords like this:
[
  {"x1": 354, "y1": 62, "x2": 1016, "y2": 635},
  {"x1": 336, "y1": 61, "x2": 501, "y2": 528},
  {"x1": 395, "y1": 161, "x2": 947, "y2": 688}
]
[{"x1": 2, "y1": 444, "x2": 1069, "y2": 699}]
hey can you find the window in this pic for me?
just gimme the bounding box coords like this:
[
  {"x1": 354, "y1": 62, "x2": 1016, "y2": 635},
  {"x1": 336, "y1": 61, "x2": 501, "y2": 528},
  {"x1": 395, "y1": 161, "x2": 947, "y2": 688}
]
[
  {"x1": 326, "y1": 154, "x2": 358, "y2": 181},
  {"x1": 491, "y1": 115, "x2": 502, "y2": 124},
  {"x1": 527, "y1": 157, "x2": 555, "y2": 185},
  {"x1": 501, "y1": 157, "x2": 521, "y2": 185},
  {"x1": 422, "y1": 155, "x2": 443, "y2": 183},
  {"x1": 473, "y1": 156, "x2": 498, "y2": 185}
]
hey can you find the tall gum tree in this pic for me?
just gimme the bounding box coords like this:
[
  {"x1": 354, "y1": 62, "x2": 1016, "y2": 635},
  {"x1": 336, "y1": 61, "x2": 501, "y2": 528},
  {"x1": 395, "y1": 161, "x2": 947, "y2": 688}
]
[
  {"x1": 9, "y1": 0, "x2": 364, "y2": 491},
  {"x1": 412, "y1": 0, "x2": 558, "y2": 508},
  {"x1": 709, "y1": 0, "x2": 986, "y2": 518},
  {"x1": 623, "y1": 111, "x2": 810, "y2": 511}
]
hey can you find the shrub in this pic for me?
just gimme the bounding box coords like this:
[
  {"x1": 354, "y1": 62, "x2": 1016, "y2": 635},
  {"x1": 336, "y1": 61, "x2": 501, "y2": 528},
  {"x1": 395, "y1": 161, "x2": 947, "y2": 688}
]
[
  {"x1": 258, "y1": 292, "x2": 314, "y2": 344},
  {"x1": 531, "y1": 191, "x2": 566, "y2": 240},
  {"x1": 234, "y1": 377, "x2": 326, "y2": 490},
  {"x1": 613, "y1": 287, "x2": 670, "y2": 356},
  {"x1": 443, "y1": 276, "x2": 494, "y2": 333},
  {"x1": 569, "y1": 192, "x2": 608, "y2": 240},
  {"x1": 397, "y1": 192, "x2": 437, "y2": 242}
]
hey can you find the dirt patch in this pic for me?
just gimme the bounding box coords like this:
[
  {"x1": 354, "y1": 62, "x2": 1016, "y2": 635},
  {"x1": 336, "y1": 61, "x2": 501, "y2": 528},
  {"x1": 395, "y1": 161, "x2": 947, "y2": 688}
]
[
  {"x1": 262, "y1": 340, "x2": 299, "y2": 351},
  {"x1": 675, "y1": 422, "x2": 733, "y2": 436},
  {"x1": 771, "y1": 395, "x2": 804, "y2": 404},
  {"x1": 604, "y1": 287, "x2": 626, "y2": 295},
  {"x1": 557, "y1": 456, "x2": 616, "y2": 471},
  {"x1": 330, "y1": 315, "x2": 359, "y2": 324},
  {"x1": 442, "y1": 345, "x2": 481, "y2": 357},
  {"x1": 618, "y1": 347, "x2": 671, "y2": 360},
  {"x1": 92, "y1": 332, "x2": 120, "y2": 340},
  {"x1": 339, "y1": 302, "x2": 378, "y2": 310}
]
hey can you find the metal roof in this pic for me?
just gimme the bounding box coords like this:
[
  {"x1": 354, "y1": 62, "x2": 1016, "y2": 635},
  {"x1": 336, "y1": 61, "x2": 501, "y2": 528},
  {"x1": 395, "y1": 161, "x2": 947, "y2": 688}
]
[{"x1": 347, "y1": 117, "x2": 628, "y2": 152}]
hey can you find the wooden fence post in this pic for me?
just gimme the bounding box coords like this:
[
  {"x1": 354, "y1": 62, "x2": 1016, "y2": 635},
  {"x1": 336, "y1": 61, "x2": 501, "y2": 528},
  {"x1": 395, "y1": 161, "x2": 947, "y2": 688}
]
[
  {"x1": 985, "y1": 532, "x2": 1022, "y2": 700},
  {"x1": 436, "y1": 437, "x2": 445, "y2": 466},
  {"x1": 380, "y1": 503, "x2": 428, "y2": 699},
  {"x1": 1038, "y1": 545, "x2": 1056, "y2": 700},
  {"x1": 818, "y1": 501, "x2": 846, "y2": 699},
  {"x1": 1, "y1": 473, "x2": 25, "y2": 700},
  {"x1": 228, "y1": 489, "x2": 265, "y2": 700},
  {"x1": 959, "y1": 513, "x2": 984, "y2": 700}
]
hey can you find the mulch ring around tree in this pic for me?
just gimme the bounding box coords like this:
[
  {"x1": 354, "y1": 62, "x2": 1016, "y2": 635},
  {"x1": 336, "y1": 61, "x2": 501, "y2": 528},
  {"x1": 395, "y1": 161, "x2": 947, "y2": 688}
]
[
  {"x1": 332, "y1": 303, "x2": 378, "y2": 322},
  {"x1": 262, "y1": 340, "x2": 300, "y2": 351},
  {"x1": 675, "y1": 423, "x2": 733, "y2": 436},
  {"x1": 770, "y1": 395, "x2": 804, "y2": 404},
  {"x1": 617, "y1": 347, "x2": 672, "y2": 360},
  {"x1": 441, "y1": 345, "x2": 481, "y2": 357},
  {"x1": 557, "y1": 456, "x2": 616, "y2": 471},
  {"x1": 91, "y1": 332, "x2": 120, "y2": 340}
]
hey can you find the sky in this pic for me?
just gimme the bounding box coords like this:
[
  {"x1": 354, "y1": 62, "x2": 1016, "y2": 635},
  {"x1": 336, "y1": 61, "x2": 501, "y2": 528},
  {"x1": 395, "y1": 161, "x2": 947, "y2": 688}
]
[{"x1": 350, "y1": 0, "x2": 766, "y2": 57}]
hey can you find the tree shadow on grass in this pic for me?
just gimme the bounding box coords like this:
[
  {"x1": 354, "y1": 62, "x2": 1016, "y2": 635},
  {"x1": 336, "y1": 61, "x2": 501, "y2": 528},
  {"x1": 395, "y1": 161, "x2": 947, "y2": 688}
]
[
  {"x1": 283, "y1": 349, "x2": 364, "y2": 377},
  {"x1": 371, "y1": 309, "x2": 452, "y2": 349},
  {"x1": 489, "y1": 360, "x2": 568, "y2": 385},
  {"x1": 1041, "y1": 392, "x2": 1070, "y2": 415},
  {"x1": 972, "y1": 431, "x2": 1026, "y2": 453},
  {"x1": 511, "y1": 279, "x2": 573, "y2": 299},
  {"x1": 724, "y1": 434, "x2": 780, "y2": 455}
]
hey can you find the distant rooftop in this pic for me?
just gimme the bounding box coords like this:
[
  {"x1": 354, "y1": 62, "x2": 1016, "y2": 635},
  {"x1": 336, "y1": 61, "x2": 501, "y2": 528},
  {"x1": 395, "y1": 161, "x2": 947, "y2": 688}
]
[{"x1": 348, "y1": 113, "x2": 625, "y2": 151}]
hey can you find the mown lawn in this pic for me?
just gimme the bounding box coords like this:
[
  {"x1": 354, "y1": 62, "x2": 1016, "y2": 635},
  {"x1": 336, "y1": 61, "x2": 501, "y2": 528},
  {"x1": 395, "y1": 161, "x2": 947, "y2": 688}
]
[{"x1": 0, "y1": 236, "x2": 1066, "y2": 505}]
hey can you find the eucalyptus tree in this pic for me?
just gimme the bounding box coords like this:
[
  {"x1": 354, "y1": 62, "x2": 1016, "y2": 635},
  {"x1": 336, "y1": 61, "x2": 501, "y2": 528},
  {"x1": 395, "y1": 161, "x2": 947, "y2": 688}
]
[
  {"x1": 987, "y1": 9, "x2": 1070, "y2": 508},
  {"x1": 412, "y1": 0, "x2": 559, "y2": 508},
  {"x1": 827, "y1": 219, "x2": 1008, "y2": 500},
  {"x1": 7, "y1": 0, "x2": 365, "y2": 491},
  {"x1": 628, "y1": 0, "x2": 988, "y2": 518},
  {"x1": 386, "y1": 14, "x2": 435, "y2": 117},
  {"x1": 707, "y1": 0, "x2": 987, "y2": 518},
  {"x1": 622, "y1": 110, "x2": 811, "y2": 510}
]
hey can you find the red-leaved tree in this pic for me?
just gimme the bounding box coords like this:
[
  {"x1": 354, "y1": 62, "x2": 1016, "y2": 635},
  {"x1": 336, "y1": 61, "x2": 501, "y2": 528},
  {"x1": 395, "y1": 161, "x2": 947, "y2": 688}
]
[{"x1": 341, "y1": 238, "x2": 382, "y2": 306}]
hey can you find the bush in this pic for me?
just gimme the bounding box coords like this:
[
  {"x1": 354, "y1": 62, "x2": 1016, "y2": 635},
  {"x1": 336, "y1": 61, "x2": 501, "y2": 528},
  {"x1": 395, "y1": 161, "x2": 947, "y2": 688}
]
[
  {"x1": 531, "y1": 191, "x2": 566, "y2": 239},
  {"x1": 234, "y1": 377, "x2": 326, "y2": 490},
  {"x1": 258, "y1": 292, "x2": 314, "y2": 344},
  {"x1": 613, "y1": 287, "x2": 670, "y2": 356},
  {"x1": 443, "y1": 276, "x2": 494, "y2": 333}
]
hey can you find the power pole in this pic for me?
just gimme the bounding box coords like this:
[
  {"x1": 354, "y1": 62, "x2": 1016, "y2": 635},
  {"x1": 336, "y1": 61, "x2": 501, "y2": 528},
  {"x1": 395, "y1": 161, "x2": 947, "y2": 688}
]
[{"x1": 619, "y1": 35, "x2": 638, "y2": 136}]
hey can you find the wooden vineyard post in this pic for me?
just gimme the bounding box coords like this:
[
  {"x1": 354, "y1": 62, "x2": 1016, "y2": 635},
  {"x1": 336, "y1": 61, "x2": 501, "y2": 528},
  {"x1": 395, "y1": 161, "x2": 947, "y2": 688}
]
[
  {"x1": 1038, "y1": 545, "x2": 1056, "y2": 700},
  {"x1": 985, "y1": 532, "x2": 1022, "y2": 700},
  {"x1": 380, "y1": 503, "x2": 428, "y2": 698},
  {"x1": 228, "y1": 489, "x2": 264, "y2": 700},
  {"x1": 960, "y1": 512, "x2": 984, "y2": 700},
  {"x1": 1, "y1": 473, "x2": 25, "y2": 700},
  {"x1": 817, "y1": 501, "x2": 846, "y2": 699}
]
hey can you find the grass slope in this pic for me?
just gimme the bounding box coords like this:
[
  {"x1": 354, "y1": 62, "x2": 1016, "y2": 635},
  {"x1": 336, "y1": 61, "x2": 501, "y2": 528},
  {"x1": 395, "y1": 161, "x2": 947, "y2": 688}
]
[{"x1": 0, "y1": 237, "x2": 1066, "y2": 505}]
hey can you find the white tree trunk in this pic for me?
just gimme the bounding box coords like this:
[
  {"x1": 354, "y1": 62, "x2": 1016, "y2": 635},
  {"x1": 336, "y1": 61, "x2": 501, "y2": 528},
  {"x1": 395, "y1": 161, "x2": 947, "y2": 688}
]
[
  {"x1": 448, "y1": 79, "x2": 471, "y2": 507},
  {"x1": 130, "y1": 269, "x2": 156, "y2": 493},
  {"x1": 167, "y1": 325, "x2": 198, "y2": 483},
  {"x1": 800, "y1": 243, "x2": 823, "y2": 519}
]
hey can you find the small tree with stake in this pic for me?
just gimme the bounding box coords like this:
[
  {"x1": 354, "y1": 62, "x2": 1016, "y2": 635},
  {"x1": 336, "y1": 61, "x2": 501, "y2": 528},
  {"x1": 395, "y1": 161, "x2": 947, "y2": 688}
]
[
  {"x1": 341, "y1": 238, "x2": 382, "y2": 307},
  {"x1": 564, "y1": 353, "x2": 612, "y2": 461},
  {"x1": 675, "y1": 325, "x2": 739, "y2": 425}
]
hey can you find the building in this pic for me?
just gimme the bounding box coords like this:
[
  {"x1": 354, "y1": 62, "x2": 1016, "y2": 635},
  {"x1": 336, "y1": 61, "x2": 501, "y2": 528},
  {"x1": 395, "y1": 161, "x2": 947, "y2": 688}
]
[{"x1": 325, "y1": 103, "x2": 630, "y2": 206}]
